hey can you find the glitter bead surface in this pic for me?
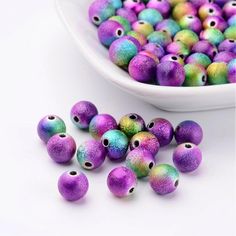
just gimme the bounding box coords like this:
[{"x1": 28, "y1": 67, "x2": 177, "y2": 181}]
[{"x1": 207, "y1": 62, "x2": 228, "y2": 85}]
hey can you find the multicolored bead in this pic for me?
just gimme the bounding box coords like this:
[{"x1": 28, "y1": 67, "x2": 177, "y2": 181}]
[
  {"x1": 200, "y1": 28, "x2": 225, "y2": 45},
  {"x1": 223, "y1": 1, "x2": 236, "y2": 19},
  {"x1": 185, "y1": 53, "x2": 211, "y2": 68},
  {"x1": 123, "y1": 0, "x2": 145, "y2": 14},
  {"x1": 143, "y1": 43, "x2": 165, "y2": 59},
  {"x1": 146, "y1": 0, "x2": 171, "y2": 18},
  {"x1": 198, "y1": 3, "x2": 222, "y2": 21},
  {"x1": 174, "y1": 29, "x2": 199, "y2": 48},
  {"x1": 172, "y1": 2, "x2": 197, "y2": 21},
  {"x1": 213, "y1": 51, "x2": 236, "y2": 63},
  {"x1": 147, "y1": 31, "x2": 172, "y2": 48},
  {"x1": 166, "y1": 41, "x2": 190, "y2": 59},
  {"x1": 132, "y1": 20, "x2": 154, "y2": 37},
  {"x1": 224, "y1": 25, "x2": 236, "y2": 40},
  {"x1": 138, "y1": 8, "x2": 163, "y2": 26},
  {"x1": 227, "y1": 58, "x2": 236, "y2": 83},
  {"x1": 179, "y1": 15, "x2": 202, "y2": 33},
  {"x1": 127, "y1": 31, "x2": 147, "y2": 46},
  {"x1": 160, "y1": 54, "x2": 184, "y2": 65},
  {"x1": 228, "y1": 14, "x2": 236, "y2": 26},
  {"x1": 108, "y1": 0, "x2": 122, "y2": 10},
  {"x1": 191, "y1": 40, "x2": 218, "y2": 58},
  {"x1": 203, "y1": 16, "x2": 227, "y2": 31},
  {"x1": 116, "y1": 7, "x2": 137, "y2": 24},
  {"x1": 207, "y1": 62, "x2": 228, "y2": 84},
  {"x1": 110, "y1": 15, "x2": 131, "y2": 33},
  {"x1": 218, "y1": 39, "x2": 236, "y2": 53},
  {"x1": 155, "y1": 19, "x2": 181, "y2": 37}
]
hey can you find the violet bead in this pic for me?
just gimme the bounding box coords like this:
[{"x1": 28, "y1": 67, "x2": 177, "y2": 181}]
[
  {"x1": 146, "y1": 0, "x2": 171, "y2": 18},
  {"x1": 160, "y1": 54, "x2": 184, "y2": 65},
  {"x1": 107, "y1": 166, "x2": 137, "y2": 197},
  {"x1": 192, "y1": 40, "x2": 218, "y2": 59},
  {"x1": 47, "y1": 133, "x2": 76, "y2": 163},
  {"x1": 198, "y1": 3, "x2": 222, "y2": 21},
  {"x1": 123, "y1": 0, "x2": 145, "y2": 14},
  {"x1": 203, "y1": 16, "x2": 228, "y2": 32},
  {"x1": 77, "y1": 139, "x2": 107, "y2": 170},
  {"x1": 147, "y1": 118, "x2": 174, "y2": 147},
  {"x1": 179, "y1": 15, "x2": 202, "y2": 34},
  {"x1": 175, "y1": 120, "x2": 203, "y2": 145},
  {"x1": 223, "y1": 1, "x2": 236, "y2": 19},
  {"x1": 213, "y1": 51, "x2": 236, "y2": 63},
  {"x1": 218, "y1": 39, "x2": 236, "y2": 53},
  {"x1": 116, "y1": 8, "x2": 138, "y2": 24},
  {"x1": 166, "y1": 41, "x2": 190, "y2": 59},
  {"x1": 173, "y1": 143, "x2": 202, "y2": 173},
  {"x1": 143, "y1": 43, "x2": 165, "y2": 59},
  {"x1": 189, "y1": 0, "x2": 212, "y2": 9},
  {"x1": 156, "y1": 61, "x2": 185, "y2": 86},
  {"x1": 58, "y1": 170, "x2": 89, "y2": 201},
  {"x1": 70, "y1": 101, "x2": 98, "y2": 129}
]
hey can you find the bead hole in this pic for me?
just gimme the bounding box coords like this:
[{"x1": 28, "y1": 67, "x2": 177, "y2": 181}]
[
  {"x1": 232, "y1": 3, "x2": 236, "y2": 6},
  {"x1": 148, "y1": 122, "x2": 154, "y2": 129},
  {"x1": 188, "y1": 15, "x2": 193, "y2": 19},
  {"x1": 139, "y1": 21, "x2": 144, "y2": 24},
  {"x1": 116, "y1": 29, "x2": 123, "y2": 37},
  {"x1": 209, "y1": 8, "x2": 214, "y2": 13},
  {"x1": 93, "y1": 16, "x2": 100, "y2": 22},
  {"x1": 210, "y1": 21, "x2": 215, "y2": 27},
  {"x1": 59, "y1": 134, "x2": 66, "y2": 138},
  {"x1": 149, "y1": 162, "x2": 154, "y2": 169},
  {"x1": 134, "y1": 140, "x2": 139, "y2": 147},
  {"x1": 202, "y1": 75, "x2": 206, "y2": 82},
  {"x1": 185, "y1": 144, "x2": 192, "y2": 148},
  {"x1": 179, "y1": 54, "x2": 184, "y2": 59},
  {"x1": 174, "y1": 180, "x2": 179, "y2": 187},
  {"x1": 85, "y1": 162, "x2": 93, "y2": 168},
  {"x1": 70, "y1": 171, "x2": 77, "y2": 176},
  {"x1": 129, "y1": 187, "x2": 134, "y2": 193},
  {"x1": 129, "y1": 114, "x2": 137, "y2": 120},
  {"x1": 171, "y1": 56, "x2": 177, "y2": 60},
  {"x1": 229, "y1": 39, "x2": 234, "y2": 43},
  {"x1": 73, "y1": 116, "x2": 79, "y2": 123},
  {"x1": 103, "y1": 139, "x2": 109, "y2": 147},
  {"x1": 48, "y1": 116, "x2": 55, "y2": 120},
  {"x1": 213, "y1": 51, "x2": 217, "y2": 57}
]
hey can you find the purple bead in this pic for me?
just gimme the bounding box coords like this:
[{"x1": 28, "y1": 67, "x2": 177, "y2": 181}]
[
  {"x1": 192, "y1": 40, "x2": 218, "y2": 58},
  {"x1": 147, "y1": 118, "x2": 174, "y2": 147},
  {"x1": 173, "y1": 143, "x2": 202, "y2": 173},
  {"x1": 199, "y1": 3, "x2": 222, "y2": 21},
  {"x1": 160, "y1": 54, "x2": 184, "y2": 65},
  {"x1": 123, "y1": 35, "x2": 142, "y2": 51},
  {"x1": 146, "y1": 0, "x2": 171, "y2": 18},
  {"x1": 213, "y1": 51, "x2": 236, "y2": 63},
  {"x1": 107, "y1": 166, "x2": 137, "y2": 197},
  {"x1": 189, "y1": 0, "x2": 212, "y2": 9},
  {"x1": 156, "y1": 61, "x2": 185, "y2": 86},
  {"x1": 70, "y1": 101, "x2": 98, "y2": 129},
  {"x1": 179, "y1": 15, "x2": 202, "y2": 34},
  {"x1": 218, "y1": 39, "x2": 236, "y2": 53},
  {"x1": 223, "y1": 1, "x2": 236, "y2": 19},
  {"x1": 143, "y1": 43, "x2": 165, "y2": 59},
  {"x1": 214, "y1": 0, "x2": 229, "y2": 7},
  {"x1": 203, "y1": 16, "x2": 228, "y2": 32},
  {"x1": 175, "y1": 120, "x2": 203, "y2": 145},
  {"x1": 47, "y1": 133, "x2": 76, "y2": 163},
  {"x1": 123, "y1": 0, "x2": 145, "y2": 14},
  {"x1": 128, "y1": 54, "x2": 157, "y2": 83},
  {"x1": 58, "y1": 170, "x2": 89, "y2": 201},
  {"x1": 166, "y1": 41, "x2": 190, "y2": 58},
  {"x1": 77, "y1": 139, "x2": 107, "y2": 170},
  {"x1": 116, "y1": 8, "x2": 138, "y2": 24},
  {"x1": 228, "y1": 58, "x2": 236, "y2": 83},
  {"x1": 89, "y1": 114, "x2": 117, "y2": 139}
]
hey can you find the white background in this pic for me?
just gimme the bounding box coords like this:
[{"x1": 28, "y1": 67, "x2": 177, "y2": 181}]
[{"x1": 0, "y1": 1, "x2": 235, "y2": 236}]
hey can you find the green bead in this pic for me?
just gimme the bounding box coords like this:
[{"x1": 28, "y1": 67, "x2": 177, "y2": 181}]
[
  {"x1": 186, "y1": 53, "x2": 211, "y2": 68},
  {"x1": 138, "y1": 9, "x2": 163, "y2": 26},
  {"x1": 174, "y1": 29, "x2": 199, "y2": 48},
  {"x1": 110, "y1": 15, "x2": 131, "y2": 33},
  {"x1": 224, "y1": 26, "x2": 236, "y2": 40},
  {"x1": 201, "y1": 28, "x2": 225, "y2": 46},
  {"x1": 184, "y1": 64, "x2": 207, "y2": 86},
  {"x1": 207, "y1": 62, "x2": 228, "y2": 85}
]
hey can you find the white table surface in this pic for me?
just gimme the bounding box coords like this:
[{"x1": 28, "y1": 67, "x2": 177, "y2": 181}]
[{"x1": 0, "y1": 1, "x2": 235, "y2": 236}]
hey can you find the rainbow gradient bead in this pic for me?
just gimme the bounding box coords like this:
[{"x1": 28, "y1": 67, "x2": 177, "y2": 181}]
[
  {"x1": 160, "y1": 54, "x2": 184, "y2": 65},
  {"x1": 166, "y1": 41, "x2": 190, "y2": 59},
  {"x1": 174, "y1": 29, "x2": 199, "y2": 48},
  {"x1": 172, "y1": 2, "x2": 197, "y2": 21},
  {"x1": 192, "y1": 40, "x2": 218, "y2": 58},
  {"x1": 110, "y1": 15, "x2": 131, "y2": 33},
  {"x1": 138, "y1": 8, "x2": 163, "y2": 26},
  {"x1": 118, "y1": 113, "x2": 145, "y2": 138},
  {"x1": 227, "y1": 59, "x2": 236, "y2": 83},
  {"x1": 198, "y1": 3, "x2": 222, "y2": 21},
  {"x1": 223, "y1": 1, "x2": 236, "y2": 19},
  {"x1": 228, "y1": 14, "x2": 236, "y2": 26},
  {"x1": 179, "y1": 15, "x2": 202, "y2": 33},
  {"x1": 186, "y1": 53, "x2": 211, "y2": 68},
  {"x1": 184, "y1": 64, "x2": 207, "y2": 86},
  {"x1": 123, "y1": 0, "x2": 145, "y2": 14},
  {"x1": 155, "y1": 19, "x2": 180, "y2": 37},
  {"x1": 126, "y1": 148, "x2": 155, "y2": 178},
  {"x1": 207, "y1": 62, "x2": 228, "y2": 85},
  {"x1": 200, "y1": 28, "x2": 225, "y2": 46},
  {"x1": 37, "y1": 115, "x2": 66, "y2": 143},
  {"x1": 132, "y1": 20, "x2": 154, "y2": 37},
  {"x1": 149, "y1": 164, "x2": 179, "y2": 195},
  {"x1": 127, "y1": 31, "x2": 147, "y2": 46},
  {"x1": 147, "y1": 31, "x2": 172, "y2": 48},
  {"x1": 190, "y1": 0, "x2": 212, "y2": 9},
  {"x1": 116, "y1": 8, "x2": 137, "y2": 24},
  {"x1": 168, "y1": 0, "x2": 187, "y2": 7},
  {"x1": 203, "y1": 16, "x2": 227, "y2": 32},
  {"x1": 214, "y1": 51, "x2": 236, "y2": 63},
  {"x1": 147, "y1": 0, "x2": 171, "y2": 18},
  {"x1": 224, "y1": 25, "x2": 236, "y2": 40},
  {"x1": 108, "y1": 0, "x2": 122, "y2": 10},
  {"x1": 143, "y1": 43, "x2": 165, "y2": 59},
  {"x1": 218, "y1": 39, "x2": 236, "y2": 53}
]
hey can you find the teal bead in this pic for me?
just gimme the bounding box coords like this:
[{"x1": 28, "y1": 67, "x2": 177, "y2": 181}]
[
  {"x1": 200, "y1": 28, "x2": 225, "y2": 46},
  {"x1": 186, "y1": 53, "x2": 212, "y2": 68},
  {"x1": 224, "y1": 26, "x2": 236, "y2": 40},
  {"x1": 147, "y1": 31, "x2": 172, "y2": 48},
  {"x1": 138, "y1": 9, "x2": 163, "y2": 26}
]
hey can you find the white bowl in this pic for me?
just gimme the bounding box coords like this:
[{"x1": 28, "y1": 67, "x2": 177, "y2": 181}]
[{"x1": 56, "y1": 0, "x2": 236, "y2": 112}]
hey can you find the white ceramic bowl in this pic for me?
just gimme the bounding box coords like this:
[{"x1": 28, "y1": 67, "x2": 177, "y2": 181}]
[{"x1": 56, "y1": 0, "x2": 236, "y2": 112}]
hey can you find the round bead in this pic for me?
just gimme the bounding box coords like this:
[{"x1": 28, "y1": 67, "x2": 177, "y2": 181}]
[
  {"x1": 203, "y1": 16, "x2": 228, "y2": 32},
  {"x1": 130, "y1": 131, "x2": 160, "y2": 156},
  {"x1": 108, "y1": 0, "x2": 122, "y2": 10},
  {"x1": 172, "y1": 2, "x2": 197, "y2": 21},
  {"x1": 147, "y1": 0, "x2": 171, "y2": 18},
  {"x1": 198, "y1": 3, "x2": 222, "y2": 21},
  {"x1": 173, "y1": 143, "x2": 202, "y2": 173},
  {"x1": 47, "y1": 133, "x2": 76, "y2": 163},
  {"x1": 214, "y1": 0, "x2": 228, "y2": 7},
  {"x1": 88, "y1": 0, "x2": 115, "y2": 26},
  {"x1": 139, "y1": 50, "x2": 159, "y2": 63},
  {"x1": 207, "y1": 62, "x2": 228, "y2": 85},
  {"x1": 107, "y1": 166, "x2": 137, "y2": 197},
  {"x1": 116, "y1": 8, "x2": 137, "y2": 24},
  {"x1": 123, "y1": 35, "x2": 142, "y2": 51},
  {"x1": 160, "y1": 54, "x2": 184, "y2": 65},
  {"x1": 166, "y1": 41, "x2": 190, "y2": 59},
  {"x1": 184, "y1": 64, "x2": 207, "y2": 86},
  {"x1": 143, "y1": 43, "x2": 165, "y2": 59},
  {"x1": 227, "y1": 58, "x2": 236, "y2": 83},
  {"x1": 70, "y1": 101, "x2": 98, "y2": 129},
  {"x1": 149, "y1": 164, "x2": 179, "y2": 195},
  {"x1": 156, "y1": 61, "x2": 185, "y2": 86},
  {"x1": 179, "y1": 15, "x2": 202, "y2": 33},
  {"x1": 223, "y1": 1, "x2": 236, "y2": 19},
  {"x1": 213, "y1": 51, "x2": 236, "y2": 63},
  {"x1": 224, "y1": 25, "x2": 236, "y2": 40},
  {"x1": 155, "y1": 19, "x2": 181, "y2": 37},
  {"x1": 218, "y1": 39, "x2": 236, "y2": 53},
  {"x1": 174, "y1": 120, "x2": 203, "y2": 145},
  {"x1": 101, "y1": 129, "x2": 128, "y2": 161},
  {"x1": 76, "y1": 139, "x2": 107, "y2": 170},
  {"x1": 126, "y1": 148, "x2": 155, "y2": 178},
  {"x1": 118, "y1": 113, "x2": 145, "y2": 138},
  {"x1": 168, "y1": 0, "x2": 187, "y2": 7},
  {"x1": 58, "y1": 170, "x2": 89, "y2": 201},
  {"x1": 192, "y1": 40, "x2": 218, "y2": 58},
  {"x1": 146, "y1": 118, "x2": 174, "y2": 147},
  {"x1": 186, "y1": 53, "x2": 211, "y2": 68},
  {"x1": 174, "y1": 29, "x2": 199, "y2": 48},
  {"x1": 110, "y1": 15, "x2": 131, "y2": 33},
  {"x1": 37, "y1": 115, "x2": 66, "y2": 143},
  {"x1": 128, "y1": 53, "x2": 157, "y2": 83},
  {"x1": 132, "y1": 20, "x2": 154, "y2": 37},
  {"x1": 109, "y1": 37, "x2": 139, "y2": 67},
  {"x1": 138, "y1": 9, "x2": 163, "y2": 26},
  {"x1": 123, "y1": 0, "x2": 145, "y2": 14},
  {"x1": 200, "y1": 28, "x2": 225, "y2": 46},
  {"x1": 189, "y1": 0, "x2": 212, "y2": 9},
  {"x1": 228, "y1": 14, "x2": 236, "y2": 26},
  {"x1": 147, "y1": 31, "x2": 172, "y2": 48},
  {"x1": 127, "y1": 31, "x2": 147, "y2": 46},
  {"x1": 89, "y1": 114, "x2": 117, "y2": 139}
]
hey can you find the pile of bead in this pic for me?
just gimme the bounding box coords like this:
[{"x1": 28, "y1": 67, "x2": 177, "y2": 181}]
[
  {"x1": 37, "y1": 100, "x2": 204, "y2": 201},
  {"x1": 88, "y1": 0, "x2": 236, "y2": 86}
]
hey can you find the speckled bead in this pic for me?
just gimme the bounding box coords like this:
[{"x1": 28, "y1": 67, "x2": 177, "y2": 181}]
[
  {"x1": 189, "y1": 0, "x2": 212, "y2": 9},
  {"x1": 139, "y1": 50, "x2": 159, "y2": 63},
  {"x1": 160, "y1": 54, "x2": 184, "y2": 65},
  {"x1": 126, "y1": 148, "x2": 155, "y2": 178},
  {"x1": 127, "y1": 31, "x2": 147, "y2": 46},
  {"x1": 214, "y1": 51, "x2": 236, "y2": 63},
  {"x1": 77, "y1": 139, "x2": 107, "y2": 170},
  {"x1": 186, "y1": 53, "x2": 211, "y2": 68},
  {"x1": 149, "y1": 164, "x2": 179, "y2": 195},
  {"x1": 47, "y1": 133, "x2": 76, "y2": 163},
  {"x1": 130, "y1": 131, "x2": 160, "y2": 156},
  {"x1": 227, "y1": 59, "x2": 236, "y2": 83},
  {"x1": 166, "y1": 41, "x2": 190, "y2": 59},
  {"x1": 224, "y1": 26, "x2": 236, "y2": 40},
  {"x1": 155, "y1": 19, "x2": 181, "y2": 37},
  {"x1": 223, "y1": 1, "x2": 236, "y2": 19},
  {"x1": 156, "y1": 61, "x2": 185, "y2": 86},
  {"x1": 192, "y1": 40, "x2": 218, "y2": 58},
  {"x1": 138, "y1": 9, "x2": 163, "y2": 26},
  {"x1": 218, "y1": 39, "x2": 236, "y2": 53},
  {"x1": 128, "y1": 53, "x2": 157, "y2": 83},
  {"x1": 198, "y1": 3, "x2": 222, "y2": 21},
  {"x1": 110, "y1": 15, "x2": 131, "y2": 33},
  {"x1": 200, "y1": 28, "x2": 225, "y2": 46},
  {"x1": 147, "y1": 118, "x2": 174, "y2": 147},
  {"x1": 58, "y1": 170, "x2": 89, "y2": 201},
  {"x1": 132, "y1": 20, "x2": 154, "y2": 37},
  {"x1": 70, "y1": 101, "x2": 98, "y2": 129},
  {"x1": 88, "y1": 0, "x2": 115, "y2": 26},
  {"x1": 147, "y1": 31, "x2": 172, "y2": 48},
  {"x1": 108, "y1": 0, "x2": 122, "y2": 10},
  {"x1": 146, "y1": 0, "x2": 171, "y2": 18},
  {"x1": 116, "y1": 8, "x2": 138, "y2": 24},
  {"x1": 175, "y1": 120, "x2": 203, "y2": 145},
  {"x1": 184, "y1": 64, "x2": 207, "y2": 86},
  {"x1": 203, "y1": 16, "x2": 228, "y2": 32},
  {"x1": 37, "y1": 115, "x2": 66, "y2": 143},
  {"x1": 101, "y1": 129, "x2": 128, "y2": 161},
  {"x1": 207, "y1": 62, "x2": 228, "y2": 84},
  {"x1": 228, "y1": 14, "x2": 236, "y2": 26},
  {"x1": 143, "y1": 43, "x2": 165, "y2": 59},
  {"x1": 123, "y1": 0, "x2": 145, "y2": 14},
  {"x1": 168, "y1": 0, "x2": 187, "y2": 7},
  {"x1": 89, "y1": 114, "x2": 117, "y2": 139},
  {"x1": 174, "y1": 29, "x2": 199, "y2": 48},
  {"x1": 173, "y1": 143, "x2": 202, "y2": 173},
  {"x1": 172, "y1": 2, "x2": 197, "y2": 21},
  {"x1": 123, "y1": 35, "x2": 142, "y2": 51},
  {"x1": 107, "y1": 166, "x2": 137, "y2": 197},
  {"x1": 179, "y1": 15, "x2": 202, "y2": 34}
]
